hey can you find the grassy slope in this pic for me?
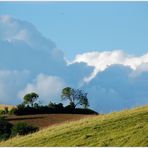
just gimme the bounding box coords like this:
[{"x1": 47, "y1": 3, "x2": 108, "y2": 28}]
[{"x1": 0, "y1": 105, "x2": 148, "y2": 146}]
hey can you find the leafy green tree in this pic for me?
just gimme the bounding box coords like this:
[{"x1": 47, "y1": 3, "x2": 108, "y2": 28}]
[
  {"x1": 80, "y1": 97, "x2": 89, "y2": 109},
  {"x1": 61, "y1": 87, "x2": 89, "y2": 109},
  {"x1": 61, "y1": 87, "x2": 73, "y2": 105},
  {"x1": 23, "y1": 92, "x2": 39, "y2": 107}
]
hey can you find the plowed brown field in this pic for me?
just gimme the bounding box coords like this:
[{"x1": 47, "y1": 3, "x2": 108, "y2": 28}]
[{"x1": 6, "y1": 114, "x2": 95, "y2": 129}]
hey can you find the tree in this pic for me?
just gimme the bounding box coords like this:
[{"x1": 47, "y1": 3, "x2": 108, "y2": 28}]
[
  {"x1": 61, "y1": 87, "x2": 73, "y2": 105},
  {"x1": 61, "y1": 87, "x2": 89, "y2": 109},
  {"x1": 23, "y1": 92, "x2": 39, "y2": 107},
  {"x1": 80, "y1": 96, "x2": 89, "y2": 109}
]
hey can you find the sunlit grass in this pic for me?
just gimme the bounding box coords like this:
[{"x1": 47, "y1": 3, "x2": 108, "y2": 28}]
[{"x1": 0, "y1": 105, "x2": 147, "y2": 146}]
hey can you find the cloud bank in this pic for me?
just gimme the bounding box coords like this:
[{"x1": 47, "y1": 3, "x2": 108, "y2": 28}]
[
  {"x1": 70, "y1": 50, "x2": 148, "y2": 82},
  {"x1": 83, "y1": 65, "x2": 148, "y2": 113},
  {"x1": 0, "y1": 15, "x2": 148, "y2": 112},
  {"x1": 70, "y1": 50, "x2": 148, "y2": 112},
  {"x1": 0, "y1": 15, "x2": 92, "y2": 106}
]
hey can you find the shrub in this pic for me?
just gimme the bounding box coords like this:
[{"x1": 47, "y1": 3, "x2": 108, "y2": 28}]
[
  {"x1": 11, "y1": 122, "x2": 39, "y2": 136},
  {"x1": 17, "y1": 103, "x2": 25, "y2": 110},
  {"x1": 11, "y1": 103, "x2": 26, "y2": 115},
  {"x1": 0, "y1": 116, "x2": 12, "y2": 140},
  {"x1": 48, "y1": 102, "x2": 63, "y2": 109},
  {"x1": 12, "y1": 101, "x2": 98, "y2": 115},
  {"x1": 65, "y1": 104, "x2": 75, "y2": 110}
]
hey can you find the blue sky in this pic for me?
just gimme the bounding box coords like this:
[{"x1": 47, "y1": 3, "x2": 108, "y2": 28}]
[
  {"x1": 0, "y1": 2, "x2": 148, "y2": 112},
  {"x1": 0, "y1": 2, "x2": 148, "y2": 59}
]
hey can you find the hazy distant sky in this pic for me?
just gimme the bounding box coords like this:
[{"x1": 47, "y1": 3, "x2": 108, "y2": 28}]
[{"x1": 0, "y1": 2, "x2": 148, "y2": 59}]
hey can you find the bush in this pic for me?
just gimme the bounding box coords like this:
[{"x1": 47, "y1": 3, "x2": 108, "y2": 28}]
[
  {"x1": 65, "y1": 104, "x2": 75, "y2": 110},
  {"x1": 11, "y1": 103, "x2": 26, "y2": 115},
  {"x1": 12, "y1": 101, "x2": 98, "y2": 115},
  {"x1": 11, "y1": 122, "x2": 39, "y2": 136},
  {"x1": 48, "y1": 102, "x2": 64, "y2": 110},
  {"x1": 17, "y1": 103, "x2": 25, "y2": 110},
  {"x1": 0, "y1": 116, "x2": 12, "y2": 140}
]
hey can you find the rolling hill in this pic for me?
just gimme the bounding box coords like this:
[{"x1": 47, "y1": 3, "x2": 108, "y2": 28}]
[{"x1": 0, "y1": 105, "x2": 147, "y2": 146}]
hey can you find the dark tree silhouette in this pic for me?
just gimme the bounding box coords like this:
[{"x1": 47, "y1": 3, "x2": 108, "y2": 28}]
[
  {"x1": 23, "y1": 92, "x2": 39, "y2": 107},
  {"x1": 61, "y1": 87, "x2": 89, "y2": 109}
]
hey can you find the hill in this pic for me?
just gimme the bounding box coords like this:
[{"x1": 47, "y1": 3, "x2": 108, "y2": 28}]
[{"x1": 0, "y1": 105, "x2": 147, "y2": 146}]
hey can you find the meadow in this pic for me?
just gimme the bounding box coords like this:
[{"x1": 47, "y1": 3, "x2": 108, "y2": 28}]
[{"x1": 0, "y1": 105, "x2": 147, "y2": 146}]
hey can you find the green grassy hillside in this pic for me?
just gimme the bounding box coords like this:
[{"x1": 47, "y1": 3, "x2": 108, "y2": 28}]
[{"x1": 0, "y1": 105, "x2": 147, "y2": 146}]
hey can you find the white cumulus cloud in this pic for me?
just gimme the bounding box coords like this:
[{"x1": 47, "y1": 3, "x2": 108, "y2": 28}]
[
  {"x1": 18, "y1": 74, "x2": 66, "y2": 104},
  {"x1": 0, "y1": 15, "x2": 56, "y2": 53},
  {"x1": 70, "y1": 50, "x2": 148, "y2": 82}
]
